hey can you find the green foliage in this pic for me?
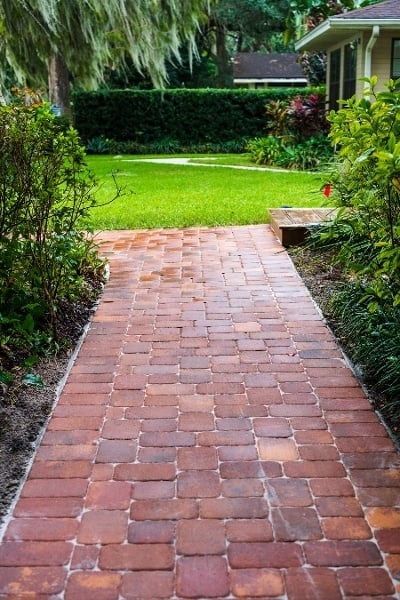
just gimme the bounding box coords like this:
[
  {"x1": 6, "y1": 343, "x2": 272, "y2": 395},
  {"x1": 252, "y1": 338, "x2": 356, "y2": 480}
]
[
  {"x1": 328, "y1": 282, "x2": 400, "y2": 439},
  {"x1": 247, "y1": 134, "x2": 332, "y2": 171},
  {"x1": 324, "y1": 78, "x2": 400, "y2": 309},
  {"x1": 306, "y1": 78, "x2": 400, "y2": 434},
  {"x1": 246, "y1": 136, "x2": 282, "y2": 165},
  {"x1": 212, "y1": 0, "x2": 290, "y2": 53},
  {"x1": 0, "y1": 0, "x2": 208, "y2": 95},
  {"x1": 0, "y1": 90, "x2": 105, "y2": 367},
  {"x1": 298, "y1": 51, "x2": 327, "y2": 86},
  {"x1": 279, "y1": 136, "x2": 333, "y2": 170},
  {"x1": 99, "y1": 137, "x2": 250, "y2": 155},
  {"x1": 247, "y1": 92, "x2": 331, "y2": 170},
  {"x1": 73, "y1": 87, "x2": 317, "y2": 149}
]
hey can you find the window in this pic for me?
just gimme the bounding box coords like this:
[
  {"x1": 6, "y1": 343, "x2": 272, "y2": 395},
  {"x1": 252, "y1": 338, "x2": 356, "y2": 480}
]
[
  {"x1": 329, "y1": 48, "x2": 341, "y2": 111},
  {"x1": 391, "y1": 39, "x2": 400, "y2": 80},
  {"x1": 343, "y1": 41, "x2": 358, "y2": 100}
]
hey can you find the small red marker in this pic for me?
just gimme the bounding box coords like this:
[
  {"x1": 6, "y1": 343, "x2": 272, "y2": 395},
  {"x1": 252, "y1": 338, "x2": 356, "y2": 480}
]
[{"x1": 323, "y1": 184, "x2": 332, "y2": 197}]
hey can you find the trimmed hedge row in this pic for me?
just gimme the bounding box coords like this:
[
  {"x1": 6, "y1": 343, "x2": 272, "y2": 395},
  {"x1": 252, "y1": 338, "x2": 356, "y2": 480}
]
[{"x1": 72, "y1": 88, "x2": 317, "y2": 145}]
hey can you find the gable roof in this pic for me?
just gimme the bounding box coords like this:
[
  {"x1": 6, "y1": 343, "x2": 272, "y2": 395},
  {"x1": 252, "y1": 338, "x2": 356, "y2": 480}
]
[
  {"x1": 233, "y1": 53, "x2": 306, "y2": 82},
  {"x1": 296, "y1": 0, "x2": 400, "y2": 52}
]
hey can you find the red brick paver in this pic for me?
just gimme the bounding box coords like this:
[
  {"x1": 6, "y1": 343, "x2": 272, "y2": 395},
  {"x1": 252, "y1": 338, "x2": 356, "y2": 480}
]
[{"x1": 0, "y1": 225, "x2": 399, "y2": 599}]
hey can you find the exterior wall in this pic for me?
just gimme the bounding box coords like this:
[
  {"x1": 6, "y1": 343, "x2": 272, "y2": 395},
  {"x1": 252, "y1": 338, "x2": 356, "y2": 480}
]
[
  {"x1": 327, "y1": 29, "x2": 399, "y2": 108},
  {"x1": 371, "y1": 30, "x2": 398, "y2": 90}
]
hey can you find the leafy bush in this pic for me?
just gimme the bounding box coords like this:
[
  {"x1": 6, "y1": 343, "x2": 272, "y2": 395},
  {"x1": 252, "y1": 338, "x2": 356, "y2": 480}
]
[
  {"x1": 298, "y1": 51, "x2": 327, "y2": 86},
  {"x1": 73, "y1": 87, "x2": 318, "y2": 149},
  {"x1": 247, "y1": 92, "x2": 331, "y2": 170},
  {"x1": 324, "y1": 78, "x2": 400, "y2": 309},
  {"x1": 278, "y1": 136, "x2": 333, "y2": 170},
  {"x1": 90, "y1": 136, "x2": 251, "y2": 155},
  {"x1": 307, "y1": 78, "x2": 400, "y2": 437},
  {"x1": 328, "y1": 282, "x2": 400, "y2": 438},
  {"x1": 247, "y1": 134, "x2": 332, "y2": 170},
  {"x1": 86, "y1": 136, "x2": 110, "y2": 154},
  {"x1": 242, "y1": 136, "x2": 282, "y2": 165},
  {"x1": 287, "y1": 93, "x2": 330, "y2": 142},
  {"x1": 265, "y1": 92, "x2": 329, "y2": 142},
  {"x1": 0, "y1": 89, "x2": 105, "y2": 374}
]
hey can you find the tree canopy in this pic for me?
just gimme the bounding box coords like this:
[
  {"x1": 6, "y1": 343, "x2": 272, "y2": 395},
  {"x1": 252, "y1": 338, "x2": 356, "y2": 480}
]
[
  {"x1": 211, "y1": 0, "x2": 290, "y2": 53},
  {"x1": 200, "y1": 0, "x2": 291, "y2": 86},
  {"x1": 0, "y1": 0, "x2": 210, "y2": 110},
  {"x1": 0, "y1": 0, "x2": 386, "y2": 103}
]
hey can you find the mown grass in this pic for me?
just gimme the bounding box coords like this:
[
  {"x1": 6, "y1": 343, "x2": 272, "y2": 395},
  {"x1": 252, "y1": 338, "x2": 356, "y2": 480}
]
[{"x1": 87, "y1": 154, "x2": 329, "y2": 229}]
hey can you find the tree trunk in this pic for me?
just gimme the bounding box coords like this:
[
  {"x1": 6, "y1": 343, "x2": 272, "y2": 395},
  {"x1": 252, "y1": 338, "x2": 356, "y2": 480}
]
[
  {"x1": 215, "y1": 25, "x2": 233, "y2": 88},
  {"x1": 48, "y1": 52, "x2": 72, "y2": 120}
]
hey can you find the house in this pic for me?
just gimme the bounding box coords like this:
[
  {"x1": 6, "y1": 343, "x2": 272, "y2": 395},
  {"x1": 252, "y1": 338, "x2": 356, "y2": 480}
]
[
  {"x1": 233, "y1": 52, "x2": 308, "y2": 89},
  {"x1": 295, "y1": 0, "x2": 400, "y2": 110}
]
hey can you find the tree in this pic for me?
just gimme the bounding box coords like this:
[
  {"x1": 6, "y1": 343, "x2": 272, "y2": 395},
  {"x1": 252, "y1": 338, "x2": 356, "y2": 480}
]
[
  {"x1": 201, "y1": 0, "x2": 291, "y2": 87},
  {"x1": 0, "y1": 0, "x2": 210, "y2": 115},
  {"x1": 103, "y1": 39, "x2": 219, "y2": 90},
  {"x1": 107, "y1": 0, "x2": 292, "y2": 89}
]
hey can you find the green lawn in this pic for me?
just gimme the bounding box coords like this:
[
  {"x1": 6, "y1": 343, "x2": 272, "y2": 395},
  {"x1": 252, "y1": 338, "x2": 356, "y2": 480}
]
[{"x1": 87, "y1": 154, "x2": 329, "y2": 229}]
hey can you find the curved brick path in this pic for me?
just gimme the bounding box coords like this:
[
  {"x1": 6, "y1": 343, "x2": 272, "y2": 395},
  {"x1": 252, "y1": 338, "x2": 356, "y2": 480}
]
[{"x1": 0, "y1": 225, "x2": 399, "y2": 599}]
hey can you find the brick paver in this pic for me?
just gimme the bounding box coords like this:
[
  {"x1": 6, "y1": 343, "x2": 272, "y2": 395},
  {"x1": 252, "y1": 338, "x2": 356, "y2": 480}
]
[{"x1": 0, "y1": 225, "x2": 399, "y2": 599}]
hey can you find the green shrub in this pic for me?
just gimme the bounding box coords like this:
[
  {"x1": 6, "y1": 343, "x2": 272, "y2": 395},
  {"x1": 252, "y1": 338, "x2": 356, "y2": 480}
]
[
  {"x1": 277, "y1": 136, "x2": 333, "y2": 170},
  {"x1": 72, "y1": 87, "x2": 318, "y2": 149},
  {"x1": 246, "y1": 136, "x2": 282, "y2": 165},
  {"x1": 247, "y1": 91, "x2": 331, "y2": 171},
  {"x1": 247, "y1": 134, "x2": 332, "y2": 170},
  {"x1": 265, "y1": 92, "x2": 329, "y2": 142},
  {"x1": 307, "y1": 78, "x2": 400, "y2": 438},
  {"x1": 328, "y1": 282, "x2": 400, "y2": 440},
  {"x1": 324, "y1": 78, "x2": 400, "y2": 309},
  {"x1": 89, "y1": 136, "x2": 251, "y2": 155},
  {"x1": 0, "y1": 90, "x2": 105, "y2": 369}
]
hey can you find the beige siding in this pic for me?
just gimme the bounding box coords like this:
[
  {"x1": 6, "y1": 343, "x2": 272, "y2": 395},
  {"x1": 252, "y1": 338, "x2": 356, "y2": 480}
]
[
  {"x1": 371, "y1": 31, "x2": 398, "y2": 90},
  {"x1": 327, "y1": 29, "x2": 400, "y2": 105}
]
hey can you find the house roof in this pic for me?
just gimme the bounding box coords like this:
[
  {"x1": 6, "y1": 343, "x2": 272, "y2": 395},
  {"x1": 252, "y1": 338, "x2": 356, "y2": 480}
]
[
  {"x1": 233, "y1": 53, "x2": 307, "y2": 82},
  {"x1": 335, "y1": 0, "x2": 400, "y2": 20},
  {"x1": 295, "y1": 0, "x2": 400, "y2": 52}
]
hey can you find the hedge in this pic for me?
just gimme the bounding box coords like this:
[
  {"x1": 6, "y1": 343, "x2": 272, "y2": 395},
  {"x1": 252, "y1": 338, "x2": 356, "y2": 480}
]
[{"x1": 72, "y1": 87, "x2": 318, "y2": 146}]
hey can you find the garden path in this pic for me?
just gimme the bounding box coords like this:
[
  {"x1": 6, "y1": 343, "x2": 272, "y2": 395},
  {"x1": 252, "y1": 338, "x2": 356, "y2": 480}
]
[
  {"x1": 131, "y1": 156, "x2": 289, "y2": 172},
  {"x1": 0, "y1": 224, "x2": 399, "y2": 599}
]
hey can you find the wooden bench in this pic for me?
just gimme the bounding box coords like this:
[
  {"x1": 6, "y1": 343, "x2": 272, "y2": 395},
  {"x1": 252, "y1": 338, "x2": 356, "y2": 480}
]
[{"x1": 269, "y1": 208, "x2": 337, "y2": 247}]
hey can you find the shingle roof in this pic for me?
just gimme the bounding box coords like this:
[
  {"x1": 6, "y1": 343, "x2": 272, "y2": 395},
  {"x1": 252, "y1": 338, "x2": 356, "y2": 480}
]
[
  {"x1": 335, "y1": 0, "x2": 400, "y2": 20},
  {"x1": 295, "y1": 0, "x2": 400, "y2": 52},
  {"x1": 233, "y1": 53, "x2": 305, "y2": 80}
]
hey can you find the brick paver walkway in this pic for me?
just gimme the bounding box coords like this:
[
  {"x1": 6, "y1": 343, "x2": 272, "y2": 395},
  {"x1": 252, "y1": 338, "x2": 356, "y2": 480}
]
[{"x1": 0, "y1": 225, "x2": 399, "y2": 599}]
